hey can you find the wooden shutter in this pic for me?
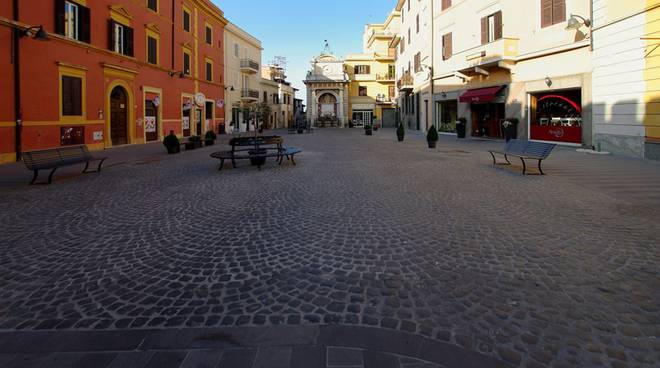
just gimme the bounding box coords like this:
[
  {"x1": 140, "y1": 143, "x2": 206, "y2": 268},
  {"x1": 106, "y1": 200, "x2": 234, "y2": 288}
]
[
  {"x1": 124, "y1": 25, "x2": 134, "y2": 56},
  {"x1": 78, "y1": 4, "x2": 90, "y2": 43},
  {"x1": 541, "y1": 0, "x2": 553, "y2": 28},
  {"x1": 55, "y1": 0, "x2": 65, "y2": 35},
  {"x1": 62, "y1": 76, "x2": 82, "y2": 116},
  {"x1": 108, "y1": 19, "x2": 116, "y2": 51},
  {"x1": 443, "y1": 33, "x2": 452, "y2": 60},
  {"x1": 366, "y1": 65, "x2": 371, "y2": 74},
  {"x1": 481, "y1": 16, "x2": 489, "y2": 44},
  {"x1": 147, "y1": 37, "x2": 157, "y2": 64},
  {"x1": 553, "y1": 0, "x2": 566, "y2": 24},
  {"x1": 494, "y1": 11, "x2": 502, "y2": 40},
  {"x1": 71, "y1": 77, "x2": 82, "y2": 115}
]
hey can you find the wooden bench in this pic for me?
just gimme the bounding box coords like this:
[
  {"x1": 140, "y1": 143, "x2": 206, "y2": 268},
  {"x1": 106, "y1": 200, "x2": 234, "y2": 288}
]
[
  {"x1": 210, "y1": 136, "x2": 301, "y2": 170},
  {"x1": 22, "y1": 145, "x2": 108, "y2": 185},
  {"x1": 489, "y1": 139, "x2": 556, "y2": 175}
]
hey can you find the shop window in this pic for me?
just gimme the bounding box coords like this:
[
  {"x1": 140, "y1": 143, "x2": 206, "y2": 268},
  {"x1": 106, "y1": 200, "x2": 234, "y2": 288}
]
[
  {"x1": 183, "y1": 8, "x2": 191, "y2": 32},
  {"x1": 147, "y1": 0, "x2": 158, "y2": 12},
  {"x1": 147, "y1": 35, "x2": 158, "y2": 65},
  {"x1": 541, "y1": 0, "x2": 566, "y2": 28},
  {"x1": 62, "y1": 76, "x2": 82, "y2": 116},
  {"x1": 56, "y1": 0, "x2": 90, "y2": 43},
  {"x1": 481, "y1": 11, "x2": 502, "y2": 44},
  {"x1": 61, "y1": 127, "x2": 85, "y2": 146},
  {"x1": 109, "y1": 20, "x2": 134, "y2": 57},
  {"x1": 359, "y1": 86, "x2": 368, "y2": 96},
  {"x1": 530, "y1": 89, "x2": 582, "y2": 144}
]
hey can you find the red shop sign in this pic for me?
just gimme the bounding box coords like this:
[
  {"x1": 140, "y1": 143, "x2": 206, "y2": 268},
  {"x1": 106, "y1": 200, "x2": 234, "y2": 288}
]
[{"x1": 530, "y1": 125, "x2": 582, "y2": 144}]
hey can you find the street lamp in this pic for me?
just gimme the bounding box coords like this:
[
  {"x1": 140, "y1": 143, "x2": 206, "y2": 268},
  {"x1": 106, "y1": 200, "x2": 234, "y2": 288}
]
[
  {"x1": 20, "y1": 25, "x2": 49, "y2": 41},
  {"x1": 566, "y1": 14, "x2": 591, "y2": 31},
  {"x1": 168, "y1": 71, "x2": 185, "y2": 78}
]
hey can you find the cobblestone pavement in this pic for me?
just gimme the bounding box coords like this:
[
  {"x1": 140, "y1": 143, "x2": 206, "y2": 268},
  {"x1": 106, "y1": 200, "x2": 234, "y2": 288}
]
[{"x1": 0, "y1": 129, "x2": 658, "y2": 367}]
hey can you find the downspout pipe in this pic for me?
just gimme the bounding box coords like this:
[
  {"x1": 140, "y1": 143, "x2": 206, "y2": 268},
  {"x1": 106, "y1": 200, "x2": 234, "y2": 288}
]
[
  {"x1": 13, "y1": 0, "x2": 21, "y2": 161},
  {"x1": 171, "y1": 0, "x2": 175, "y2": 70},
  {"x1": 429, "y1": 0, "x2": 434, "y2": 131}
]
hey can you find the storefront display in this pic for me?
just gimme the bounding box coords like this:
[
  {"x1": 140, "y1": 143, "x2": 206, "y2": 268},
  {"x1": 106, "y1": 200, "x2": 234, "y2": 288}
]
[{"x1": 530, "y1": 90, "x2": 582, "y2": 144}]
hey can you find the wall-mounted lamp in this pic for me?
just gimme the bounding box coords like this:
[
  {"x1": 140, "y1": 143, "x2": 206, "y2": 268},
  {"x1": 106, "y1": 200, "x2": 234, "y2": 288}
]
[
  {"x1": 169, "y1": 71, "x2": 185, "y2": 79},
  {"x1": 566, "y1": 14, "x2": 591, "y2": 31},
  {"x1": 441, "y1": 91, "x2": 447, "y2": 98},
  {"x1": 545, "y1": 76, "x2": 553, "y2": 87},
  {"x1": 98, "y1": 109, "x2": 104, "y2": 120},
  {"x1": 20, "y1": 25, "x2": 49, "y2": 41},
  {"x1": 224, "y1": 85, "x2": 235, "y2": 91}
]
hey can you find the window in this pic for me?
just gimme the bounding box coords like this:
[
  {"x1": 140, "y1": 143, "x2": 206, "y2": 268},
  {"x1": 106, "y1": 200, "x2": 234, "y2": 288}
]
[
  {"x1": 234, "y1": 43, "x2": 239, "y2": 58},
  {"x1": 400, "y1": 37, "x2": 405, "y2": 54},
  {"x1": 541, "y1": 0, "x2": 566, "y2": 28},
  {"x1": 354, "y1": 65, "x2": 371, "y2": 75},
  {"x1": 263, "y1": 91, "x2": 268, "y2": 103},
  {"x1": 407, "y1": 0, "x2": 410, "y2": 11},
  {"x1": 442, "y1": 33, "x2": 452, "y2": 60},
  {"x1": 441, "y1": 0, "x2": 452, "y2": 11},
  {"x1": 481, "y1": 11, "x2": 502, "y2": 44},
  {"x1": 205, "y1": 25, "x2": 212, "y2": 45},
  {"x1": 183, "y1": 8, "x2": 191, "y2": 32},
  {"x1": 388, "y1": 86, "x2": 395, "y2": 98},
  {"x1": 408, "y1": 28, "x2": 411, "y2": 44},
  {"x1": 359, "y1": 86, "x2": 368, "y2": 96},
  {"x1": 414, "y1": 52, "x2": 421, "y2": 73},
  {"x1": 183, "y1": 50, "x2": 191, "y2": 75},
  {"x1": 147, "y1": 0, "x2": 158, "y2": 12},
  {"x1": 109, "y1": 20, "x2": 134, "y2": 56},
  {"x1": 62, "y1": 75, "x2": 82, "y2": 116},
  {"x1": 56, "y1": 1, "x2": 90, "y2": 43},
  {"x1": 205, "y1": 60, "x2": 213, "y2": 82},
  {"x1": 401, "y1": 7, "x2": 404, "y2": 23},
  {"x1": 147, "y1": 35, "x2": 158, "y2": 64},
  {"x1": 416, "y1": 15, "x2": 419, "y2": 34}
]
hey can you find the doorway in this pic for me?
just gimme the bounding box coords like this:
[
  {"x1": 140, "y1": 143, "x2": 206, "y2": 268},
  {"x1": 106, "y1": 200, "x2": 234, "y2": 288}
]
[
  {"x1": 471, "y1": 103, "x2": 505, "y2": 138},
  {"x1": 145, "y1": 99, "x2": 158, "y2": 142},
  {"x1": 381, "y1": 108, "x2": 396, "y2": 128},
  {"x1": 110, "y1": 86, "x2": 128, "y2": 146},
  {"x1": 352, "y1": 110, "x2": 373, "y2": 126},
  {"x1": 205, "y1": 101, "x2": 214, "y2": 134},
  {"x1": 195, "y1": 109, "x2": 203, "y2": 136}
]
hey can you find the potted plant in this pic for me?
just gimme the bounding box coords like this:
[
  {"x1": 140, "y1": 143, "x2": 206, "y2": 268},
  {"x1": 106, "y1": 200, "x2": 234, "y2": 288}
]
[
  {"x1": 427, "y1": 125, "x2": 439, "y2": 148},
  {"x1": 348, "y1": 120, "x2": 355, "y2": 128},
  {"x1": 456, "y1": 117, "x2": 467, "y2": 139},
  {"x1": 185, "y1": 135, "x2": 202, "y2": 150},
  {"x1": 396, "y1": 123, "x2": 405, "y2": 142},
  {"x1": 163, "y1": 131, "x2": 180, "y2": 154},
  {"x1": 364, "y1": 124, "x2": 373, "y2": 136},
  {"x1": 247, "y1": 102, "x2": 271, "y2": 166},
  {"x1": 502, "y1": 118, "x2": 518, "y2": 142},
  {"x1": 204, "y1": 130, "x2": 217, "y2": 146}
]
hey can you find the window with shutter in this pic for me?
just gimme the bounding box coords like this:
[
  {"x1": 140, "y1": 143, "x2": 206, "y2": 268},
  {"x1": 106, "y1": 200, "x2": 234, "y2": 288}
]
[
  {"x1": 147, "y1": 0, "x2": 157, "y2": 12},
  {"x1": 78, "y1": 5, "x2": 90, "y2": 43},
  {"x1": 62, "y1": 76, "x2": 82, "y2": 116},
  {"x1": 206, "y1": 61, "x2": 213, "y2": 82},
  {"x1": 481, "y1": 16, "x2": 489, "y2": 45},
  {"x1": 442, "y1": 33, "x2": 452, "y2": 60},
  {"x1": 183, "y1": 9, "x2": 190, "y2": 32},
  {"x1": 183, "y1": 51, "x2": 191, "y2": 75},
  {"x1": 205, "y1": 26, "x2": 212, "y2": 45},
  {"x1": 124, "y1": 26, "x2": 134, "y2": 56},
  {"x1": 541, "y1": 0, "x2": 564, "y2": 28},
  {"x1": 494, "y1": 11, "x2": 503, "y2": 40},
  {"x1": 441, "y1": 0, "x2": 452, "y2": 11}
]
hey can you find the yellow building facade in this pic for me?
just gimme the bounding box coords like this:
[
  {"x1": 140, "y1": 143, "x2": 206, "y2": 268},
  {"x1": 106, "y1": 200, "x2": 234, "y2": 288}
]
[{"x1": 345, "y1": 12, "x2": 400, "y2": 127}]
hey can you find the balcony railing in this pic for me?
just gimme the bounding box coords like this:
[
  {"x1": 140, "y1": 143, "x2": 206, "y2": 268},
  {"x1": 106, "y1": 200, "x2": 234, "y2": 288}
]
[
  {"x1": 240, "y1": 59, "x2": 259, "y2": 73},
  {"x1": 397, "y1": 72, "x2": 414, "y2": 91},
  {"x1": 376, "y1": 73, "x2": 396, "y2": 81},
  {"x1": 376, "y1": 96, "x2": 395, "y2": 104},
  {"x1": 241, "y1": 89, "x2": 259, "y2": 100},
  {"x1": 453, "y1": 37, "x2": 520, "y2": 76}
]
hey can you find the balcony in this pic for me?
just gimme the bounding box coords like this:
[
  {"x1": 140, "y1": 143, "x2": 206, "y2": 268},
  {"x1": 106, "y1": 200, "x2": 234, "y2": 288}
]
[
  {"x1": 241, "y1": 89, "x2": 259, "y2": 101},
  {"x1": 376, "y1": 95, "x2": 396, "y2": 104},
  {"x1": 397, "y1": 72, "x2": 414, "y2": 92},
  {"x1": 455, "y1": 37, "x2": 519, "y2": 77},
  {"x1": 354, "y1": 74, "x2": 375, "y2": 82},
  {"x1": 376, "y1": 73, "x2": 396, "y2": 82},
  {"x1": 240, "y1": 58, "x2": 260, "y2": 74}
]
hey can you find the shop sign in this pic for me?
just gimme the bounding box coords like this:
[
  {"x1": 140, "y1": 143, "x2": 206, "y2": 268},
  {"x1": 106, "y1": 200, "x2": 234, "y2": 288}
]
[
  {"x1": 93, "y1": 131, "x2": 103, "y2": 141},
  {"x1": 194, "y1": 93, "x2": 206, "y2": 107},
  {"x1": 216, "y1": 99, "x2": 225, "y2": 108},
  {"x1": 530, "y1": 125, "x2": 581, "y2": 144}
]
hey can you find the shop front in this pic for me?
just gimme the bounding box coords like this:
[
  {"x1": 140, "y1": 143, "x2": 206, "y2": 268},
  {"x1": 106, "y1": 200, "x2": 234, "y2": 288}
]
[
  {"x1": 529, "y1": 89, "x2": 582, "y2": 144},
  {"x1": 459, "y1": 86, "x2": 506, "y2": 139}
]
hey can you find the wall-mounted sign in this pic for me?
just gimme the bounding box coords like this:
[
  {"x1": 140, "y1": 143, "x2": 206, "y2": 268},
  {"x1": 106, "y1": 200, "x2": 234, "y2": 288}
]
[
  {"x1": 93, "y1": 131, "x2": 103, "y2": 141},
  {"x1": 145, "y1": 117, "x2": 157, "y2": 133},
  {"x1": 194, "y1": 93, "x2": 206, "y2": 107},
  {"x1": 153, "y1": 96, "x2": 160, "y2": 107},
  {"x1": 182, "y1": 116, "x2": 190, "y2": 130},
  {"x1": 216, "y1": 99, "x2": 225, "y2": 108}
]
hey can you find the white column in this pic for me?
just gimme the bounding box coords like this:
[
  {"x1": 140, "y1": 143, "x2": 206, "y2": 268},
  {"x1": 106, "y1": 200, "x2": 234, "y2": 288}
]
[{"x1": 338, "y1": 88, "x2": 344, "y2": 127}]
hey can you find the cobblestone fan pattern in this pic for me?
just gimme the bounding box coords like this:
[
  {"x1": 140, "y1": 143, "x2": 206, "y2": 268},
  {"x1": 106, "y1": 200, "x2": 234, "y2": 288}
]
[{"x1": 0, "y1": 130, "x2": 658, "y2": 367}]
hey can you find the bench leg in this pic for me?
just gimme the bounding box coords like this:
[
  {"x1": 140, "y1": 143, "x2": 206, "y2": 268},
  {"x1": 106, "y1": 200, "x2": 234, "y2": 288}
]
[
  {"x1": 503, "y1": 154, "x2": 512, "y2": 165},
  {"x1": 538, "y1": 159, "x2": 545, "y2": 175},
  {"x1": 231, "y1": 158, "x2": 237, "y2": 169},
  {"x1": 30, "y1": 170, "x2": 39, "y2": 185},
  {"x1": 290, "y1": 154, "x2": 297, "y2": 166},
  {"x1": 82, "y1": 161, "x2": 90, "y2": 173},
  {"x1": 218, "y1": 159, "x2": 225, "y2": 171},
  {"x1": 47, "y1": 167, "x2": 59, "y2": 184},
  {"x1": 519, "y1": 157, "x2": 527, "y2": 175},
  {"x1": 96, "y1": 158, "x2": 107, "y2": 172}
]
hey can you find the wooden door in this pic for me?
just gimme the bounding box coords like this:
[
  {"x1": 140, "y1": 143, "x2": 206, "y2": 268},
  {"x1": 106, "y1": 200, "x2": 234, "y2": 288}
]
[
  {"x1": 110, "y1": 87, "x2": 128, "y2": 146},
  {"x1": 145, "y1": 100, "x2": 158, "y2": 142}
]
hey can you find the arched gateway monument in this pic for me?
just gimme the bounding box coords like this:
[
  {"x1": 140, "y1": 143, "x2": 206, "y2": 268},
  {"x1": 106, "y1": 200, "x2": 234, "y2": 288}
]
[{"x1": 304, "y1": 46, "x2": 349, "y2": 127}]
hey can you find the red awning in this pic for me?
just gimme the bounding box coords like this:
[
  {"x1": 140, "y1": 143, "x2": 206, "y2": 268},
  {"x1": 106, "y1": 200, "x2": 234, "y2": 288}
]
[{"x1": 459, "y1": 86, "x2": 503, "y2": 103}]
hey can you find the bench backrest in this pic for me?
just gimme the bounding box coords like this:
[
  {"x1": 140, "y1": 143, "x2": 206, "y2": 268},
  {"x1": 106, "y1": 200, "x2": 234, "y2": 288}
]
[
  {"x1": 504, "y1": 139, "x2": 529, "y2": 156},
  {"x1": 230, "y1": 136, "x2": 283, "y2": 148},
  {"x1": 523, "y1": 141, "x2": 556, "y2": 159},
  {"x1": 23, "y1": 145, "x2": 91, "y2": 169}
]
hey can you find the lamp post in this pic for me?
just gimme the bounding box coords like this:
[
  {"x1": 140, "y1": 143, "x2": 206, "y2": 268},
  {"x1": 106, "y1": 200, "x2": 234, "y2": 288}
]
[{"x1": 13, "y1": 0, "x2": 50, "y2": 161}]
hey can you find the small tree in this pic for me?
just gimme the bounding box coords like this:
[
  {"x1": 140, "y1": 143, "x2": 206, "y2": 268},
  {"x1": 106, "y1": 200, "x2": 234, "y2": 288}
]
[
  {"x1": 427, "y1": 125, "x2": 439, "y2": 142},
  {"x1": 396, "y1": 123, "x2": 405, "y2": 141},
  {"x1": 248, "y1": 102, "x2": 272, "y2": 132}
]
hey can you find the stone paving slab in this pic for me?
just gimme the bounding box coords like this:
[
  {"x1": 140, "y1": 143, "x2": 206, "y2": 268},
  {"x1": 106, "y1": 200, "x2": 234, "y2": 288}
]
[{"x1": 0, "y1": 129, "x2": 659, "y2": 367}]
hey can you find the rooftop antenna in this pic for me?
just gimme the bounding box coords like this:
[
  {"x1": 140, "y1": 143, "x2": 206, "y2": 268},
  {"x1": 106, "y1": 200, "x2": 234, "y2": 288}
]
[
  {"x1": 269, "y1": 56, "x2": 287, "y2": 81},
  {"x1": 323, "y1": 39, "x2": 331, "y2": 54}
]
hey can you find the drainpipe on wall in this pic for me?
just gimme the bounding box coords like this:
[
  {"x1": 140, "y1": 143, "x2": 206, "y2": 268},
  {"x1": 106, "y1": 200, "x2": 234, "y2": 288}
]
[
  {"x1": 429, "y1": 0, "x2": 434, "y2": 131},
  {"x1": 13, "y1": 0, "x2": 21, "y2": 161},
  {"x1": 171, "y1": 0, "x2": 175, "y2": 70}
]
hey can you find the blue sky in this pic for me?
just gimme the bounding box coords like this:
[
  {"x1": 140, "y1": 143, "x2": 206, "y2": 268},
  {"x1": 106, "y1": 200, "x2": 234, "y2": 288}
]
[{"x1": 213, "y1": 0, "x2": 398, "y2": 97}]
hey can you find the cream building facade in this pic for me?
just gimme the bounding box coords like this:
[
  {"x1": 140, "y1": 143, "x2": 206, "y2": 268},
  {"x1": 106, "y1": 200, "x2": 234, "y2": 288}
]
[
  {"x1": 223, "y1": 22, "x2": 262, "y2": 132},
  {"x1": 430, "y1": 0, "x2": 592, "y2": 147},
  {"x1": 591, "y1": 0, "x2": 660, "y2": 159},
  {"x1": 261, "y1": 65, "x2": 295, "y2": 129},
  {"x1": 395, "y1": 0, "x2": 434, "y2": 132},
  {"x1": 304, "y1": 49, "x2": 350, "y2": 127},
  {"x1": 344, "y1": 11, "x2": 400, "y2": 128}
]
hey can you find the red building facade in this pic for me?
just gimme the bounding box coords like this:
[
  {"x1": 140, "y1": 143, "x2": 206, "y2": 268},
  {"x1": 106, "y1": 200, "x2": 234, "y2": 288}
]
[{"x1": 0, "y1": 0, "x2": 227, "y2": 163}]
